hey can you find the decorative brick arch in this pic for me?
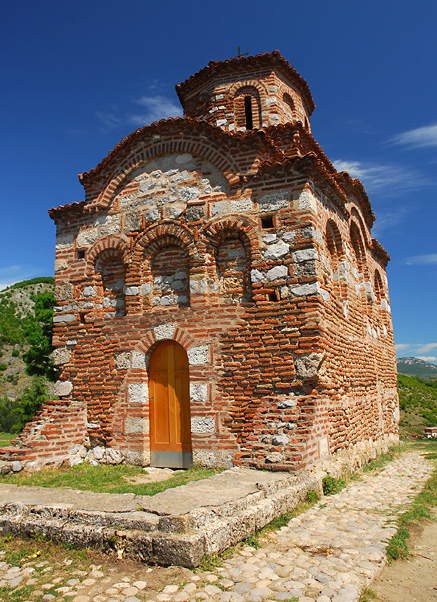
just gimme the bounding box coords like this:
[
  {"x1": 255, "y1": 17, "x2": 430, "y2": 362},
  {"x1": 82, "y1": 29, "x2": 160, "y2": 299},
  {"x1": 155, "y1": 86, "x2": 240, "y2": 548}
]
[
  {"x1": 87, "y1": 128, "x2": 242, "y2": 210},
  {"x1": 86, "y1": 236, "x2": 130, "y2": 277},
  {"x1": 133, "y1": 222, "x2": 197, "y2": 263},
  {"x1": 350, "y1": 206, "x2": 370, "y2": 247},
  {"x1": 228, "y1": 79, "x2": 268, "y2": 105},
  {"x1": 350, "y1": 219, "x2": 369, "y2": 278},
  {"x1": 133, "y1": 324, "x2": 201, "y2": 361},
  {"x1": 229, "y1": 80, "x2": 268, "y2": 130},
  {"x1": 200, "y1": 216, "x2": 261, "y2": 261}
]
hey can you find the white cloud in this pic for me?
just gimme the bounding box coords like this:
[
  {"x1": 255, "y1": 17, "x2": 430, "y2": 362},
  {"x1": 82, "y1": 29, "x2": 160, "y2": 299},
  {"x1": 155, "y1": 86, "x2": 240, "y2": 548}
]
[
  {"x1": 416, "y1": 343, "x2": 437, "y2": 354},
  {"x1": 390, "y1": 123, "x2": 437, "y2": 149},
  {"x1": 0, "y1": 265, "x2": 21, "y2": 275},
  {"x1": 95, "y1": 111, "x2": 123, "y2": 131},
  {"x1": 395, "y1": 343, "x2": 411, "y2": 352},
  {"x1": 416, "y1": 356, "x2": 437, "y2": 362},
  {"x1": 405, "y1": 254, "x2": 437, "y2": 266},
  {"x1": 333, "y1": 159, "x2": 423, "y2": 194},
  {"x1": 96, "y1": 94, "x2": 181, "y2": 131},
  {"x1": 129, "y1": 95, "x2": 181, "y2": 126}
]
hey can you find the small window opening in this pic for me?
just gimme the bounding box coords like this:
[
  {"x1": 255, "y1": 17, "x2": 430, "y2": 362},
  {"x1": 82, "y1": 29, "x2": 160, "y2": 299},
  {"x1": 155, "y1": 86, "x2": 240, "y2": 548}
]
[
  {"x1": 79, "y1": 312, "x2": 86, "y2": 324},
  {"x1": 261, "y1": 215, "x2": 274, "y2": 229},
  {"x1": 267, "y1": 290, "x2": 280, "y2": 302},
  {"x1": 77, "y1": 249, "x2": 85, "y2": 260},
  {"x1": 244, "y1": 96, "x2": 253, "y2": 130}
]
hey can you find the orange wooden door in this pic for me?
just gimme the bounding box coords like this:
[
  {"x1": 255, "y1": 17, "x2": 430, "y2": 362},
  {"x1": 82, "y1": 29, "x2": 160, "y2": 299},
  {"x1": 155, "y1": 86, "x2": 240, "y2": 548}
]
[{"x1": 149, "y1": 341, "x2": 192, "y2": 467}]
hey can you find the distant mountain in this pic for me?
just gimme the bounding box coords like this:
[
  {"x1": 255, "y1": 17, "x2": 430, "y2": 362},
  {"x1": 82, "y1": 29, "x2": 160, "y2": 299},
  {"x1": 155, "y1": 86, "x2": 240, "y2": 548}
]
[{"x1": 397, "y1": 357, "x2": 437, "y2": 378}]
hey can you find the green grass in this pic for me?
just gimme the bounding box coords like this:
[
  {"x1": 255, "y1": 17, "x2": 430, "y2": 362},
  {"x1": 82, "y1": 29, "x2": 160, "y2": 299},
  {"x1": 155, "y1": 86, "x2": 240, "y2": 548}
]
[
  {"x1": 0, "y1": 462, "x2": 219, "y2": 496},
  {"x1": 322, "y1": 472, "x2": 346, "y2": 495},
  {"x1": 398, "y1": 373, "x2": 437, "y2": 436},
  {"x1": 386, "y1": 439, "x2": 437, "y2": 560},
  {"x1": 0, "y1": 432, "x2": 15, "y2": 447}
]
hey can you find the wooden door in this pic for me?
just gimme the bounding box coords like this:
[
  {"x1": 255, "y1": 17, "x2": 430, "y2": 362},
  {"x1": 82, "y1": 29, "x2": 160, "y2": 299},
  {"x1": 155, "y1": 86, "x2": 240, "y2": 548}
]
[{"x1": 149, "y1": 340, "x2": 192, "y2": 468}]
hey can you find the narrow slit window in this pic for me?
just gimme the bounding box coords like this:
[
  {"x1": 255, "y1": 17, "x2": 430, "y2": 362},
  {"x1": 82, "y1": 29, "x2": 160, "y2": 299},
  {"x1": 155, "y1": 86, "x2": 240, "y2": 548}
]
[
  {"x1": 261, "y1": 215, "x2": 274, "y2": 229},
  {"x1": 267, "y1": 291, "x2": 280, "y2": 303},
  {"x1": 244, "y1": 96, "x2": 253, "y2": 130},
  {"x1": 77, "y1": 249, "x2": 85, "y2": 260}
]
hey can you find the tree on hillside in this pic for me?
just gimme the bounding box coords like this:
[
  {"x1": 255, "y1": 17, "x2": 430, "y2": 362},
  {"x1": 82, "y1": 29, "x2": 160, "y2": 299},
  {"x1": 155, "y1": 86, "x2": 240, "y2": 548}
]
[{"x1": 21, "y1": 291, "x2": 58, "y2": 381}]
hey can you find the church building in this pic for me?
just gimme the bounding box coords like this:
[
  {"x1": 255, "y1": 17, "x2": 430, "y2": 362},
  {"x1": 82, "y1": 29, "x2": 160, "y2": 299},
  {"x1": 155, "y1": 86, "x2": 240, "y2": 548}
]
[{"x1": 10, "y1": 52, "x2": 399, "y2": 471}]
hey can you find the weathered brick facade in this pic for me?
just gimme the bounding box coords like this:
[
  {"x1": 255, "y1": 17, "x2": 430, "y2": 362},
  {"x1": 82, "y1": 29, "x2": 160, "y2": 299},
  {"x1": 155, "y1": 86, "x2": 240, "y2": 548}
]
[{"x1": 6, "y1": 51, "x2": 399, "y2": 471}]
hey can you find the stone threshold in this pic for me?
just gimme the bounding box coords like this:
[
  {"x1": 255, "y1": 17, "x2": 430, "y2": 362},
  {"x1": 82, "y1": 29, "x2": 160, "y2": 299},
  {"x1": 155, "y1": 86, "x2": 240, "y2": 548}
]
[{"x1": 0, "y1": 436, "x2": 398, "y2": 568}]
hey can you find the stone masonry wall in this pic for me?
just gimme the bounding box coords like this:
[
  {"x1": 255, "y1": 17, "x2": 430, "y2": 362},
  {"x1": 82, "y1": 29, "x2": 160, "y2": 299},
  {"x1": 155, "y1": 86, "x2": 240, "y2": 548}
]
[{"x1": 11, "y1": 54, "x2": 398, "y2": 472}]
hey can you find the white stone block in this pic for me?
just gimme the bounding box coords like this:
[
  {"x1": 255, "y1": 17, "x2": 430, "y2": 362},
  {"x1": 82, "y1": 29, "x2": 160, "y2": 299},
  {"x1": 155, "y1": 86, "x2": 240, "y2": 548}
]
[
  {"x1": 230, "y1": 198, "x2": 251, "y2": 212},
  {"x1": 264, "y1": 241, "x2": 289, "y2": 260},
  {"x1": 128, "y1": 383, "x2": 148, "y2": 404},
  {"x1": 266, "y1": 265, "x2": 288, "y2": 281},
  {"x1": 258, "y1": 191, "x2": 289, "y2": 212},
  {"x1": 292, "y1": 248, "x2": 318, "y2": 263},
  {"x1": 289, "y1": 282, "x2": 320, "y2": 296},
  {"x1": 54, "y1": 380, "x2": 73, "y2": 397},
  {"x1": 131, "y1": 352, "x2": 146, "y2": 369},
  {"x1": 154, "y1": 323, "x2": 176, "y2": 340},
  {"x1": 125, "y1": 417, "x2": 145, "y2": 434},
  {"x1": 52, "y1": 347, "x2": 71, "y2": 366},
  {"x1": 211, "y1": 201, "x2": 228, "y2": 216},
  {"x1": 191, "y1": 416, "x2": 215, "y2": 433},
  {"x1": 76, "y1": 229, "x2": 98, "y2": 247},
  {"x1": 115, "y1": 352, "x2": 130, "y2": 370},
  {"x1": 124, "y1": 286, "x2": 139, "y2": 296},
  {"x1": 298, "y1": 189, "x2": 317, "y2": 211},
  {"x1": 190, "y1": 383, "x2": 208, "y2": 403},
  {"x1": 83, "y1": 286, "x2": 96, "y2": 298},
  {"x1": 188, "y1": 346, "x2": 208, "y2": 365},
  {"x1": 251, "y1": 269, "x2": 265, "y2": 283}
]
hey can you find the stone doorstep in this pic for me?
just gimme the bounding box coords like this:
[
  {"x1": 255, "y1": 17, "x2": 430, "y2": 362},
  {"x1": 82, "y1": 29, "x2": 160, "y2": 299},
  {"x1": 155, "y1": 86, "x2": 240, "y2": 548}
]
[{"x1": 0, "y1": 436, "x2": 398, "y2": 568}]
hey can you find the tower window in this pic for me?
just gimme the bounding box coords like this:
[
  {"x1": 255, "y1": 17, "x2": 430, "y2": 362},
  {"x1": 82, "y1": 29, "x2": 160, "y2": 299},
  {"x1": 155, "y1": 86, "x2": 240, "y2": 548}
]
[{"x1": 244, "y1": 96, "x2": 253, "y2": 130}]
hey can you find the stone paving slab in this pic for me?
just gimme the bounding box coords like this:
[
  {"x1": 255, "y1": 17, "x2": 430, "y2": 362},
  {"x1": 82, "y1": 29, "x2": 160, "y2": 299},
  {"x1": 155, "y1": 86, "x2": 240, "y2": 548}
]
[
  {"x1": 0, "y1": 467, "x2": 317, "y2": 567},
  {"x1": 0, "y1": 450, "x2": 433, "y2": 602}
]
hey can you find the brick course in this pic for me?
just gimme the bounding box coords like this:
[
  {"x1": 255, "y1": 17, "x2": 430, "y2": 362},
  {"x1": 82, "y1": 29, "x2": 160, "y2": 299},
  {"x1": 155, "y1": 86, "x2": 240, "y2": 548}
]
[{"x1": 6, "y1": 51, "x2": 398, "y2": 471}]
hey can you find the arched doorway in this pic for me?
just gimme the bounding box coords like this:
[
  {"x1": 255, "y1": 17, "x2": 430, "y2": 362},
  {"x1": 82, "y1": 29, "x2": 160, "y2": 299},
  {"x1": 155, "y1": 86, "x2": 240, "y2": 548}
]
[{"x1": 148, "y1": 340, "x2": 192, "y2": 468}]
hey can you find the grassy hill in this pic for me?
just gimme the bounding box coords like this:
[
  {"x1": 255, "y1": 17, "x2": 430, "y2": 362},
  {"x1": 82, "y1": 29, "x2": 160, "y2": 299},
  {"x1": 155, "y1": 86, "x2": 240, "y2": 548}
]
[
  {"x1": 398, "y1": 373, "x2": 437, "y2": 437},
  {"x1": 0, "y1": 277, "x2": 54, "y2": 402}
]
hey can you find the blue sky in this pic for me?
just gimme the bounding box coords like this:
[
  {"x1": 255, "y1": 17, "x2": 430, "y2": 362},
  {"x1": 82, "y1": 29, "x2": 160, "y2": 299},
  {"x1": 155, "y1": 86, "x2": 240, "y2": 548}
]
[{"x1": 1, "y1": 1, "x2": 436, "y2": 362}]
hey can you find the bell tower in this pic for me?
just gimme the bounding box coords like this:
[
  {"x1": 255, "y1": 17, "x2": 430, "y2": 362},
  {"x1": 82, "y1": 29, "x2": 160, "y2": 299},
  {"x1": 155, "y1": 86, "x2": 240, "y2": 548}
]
[{"x1": 176, "y1": 50, "x2": 315, "y2": 133}]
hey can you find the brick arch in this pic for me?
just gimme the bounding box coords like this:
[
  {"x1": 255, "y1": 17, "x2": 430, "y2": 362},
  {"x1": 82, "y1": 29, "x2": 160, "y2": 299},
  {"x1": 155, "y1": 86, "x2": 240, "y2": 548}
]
[
  {"x1": 133, "y1": 222, "x2": 197, "y2": 263},
  {"x1": 200, "y1": 216, "x2": 260, "y2": 261},
  {"x1": 132, "y1": 325, "x2": 202, "y2": 360},
  {"x1": 228, "y1": 79, "x2": 268, "y2": 104},
  {"x1": 86, "y1": 236, "x2": 130, "y2": 277},
  {"x1": 350, "y1": 220, "x2": 368, "y2": 278},
  {"x1": 325, "y1": 218, "x2": 344, "y2": 259},
  {"x1": 374, "y1": 269, "x2": 385, "y2": 301},
  {"x1": 350, "y1": 207, "x2": 370, "y2": 247},
  {"x1": 91, "y1": 137, "x2": 241, "y2": 210}
]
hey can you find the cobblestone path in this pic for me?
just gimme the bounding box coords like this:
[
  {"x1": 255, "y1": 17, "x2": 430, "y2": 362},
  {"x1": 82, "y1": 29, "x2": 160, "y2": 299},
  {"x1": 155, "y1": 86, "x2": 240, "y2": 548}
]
[{"x1": 0, "y1": 451, "x2": 433, "y2": 602}]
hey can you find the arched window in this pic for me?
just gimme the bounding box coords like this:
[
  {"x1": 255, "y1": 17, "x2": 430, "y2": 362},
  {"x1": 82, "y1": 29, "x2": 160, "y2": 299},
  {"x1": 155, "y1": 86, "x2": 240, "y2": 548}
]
[
  {"x1": 216, "y1": 235, "x2": 251, "y2": 303},
  {"x1": 283, "y1": 93, "x2": 295, "y2": 121},
  {"x1": 95, "y1": 250, "x2": 127, "y2": 317},
  {"x1": 234, "y1": 86, "x2": 261, "y2": 130},
  {"x1": 151, "y1": 245, "x2": 190, "y2": 307},
  {"x1": 350, "y1": 222, "x2": 366, "y2": 274},
  {"x1": 374, "y1": 270, "x2": 384, "y2": 302},
  {"x1": 326, "y1": 220, "x2": 343, "y2": 260}
]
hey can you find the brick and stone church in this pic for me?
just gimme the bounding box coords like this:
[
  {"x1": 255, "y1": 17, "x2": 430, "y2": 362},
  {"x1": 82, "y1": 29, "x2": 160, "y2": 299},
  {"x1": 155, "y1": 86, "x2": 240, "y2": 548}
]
[{"x1": 10, "y1": 51, "x2": 399, "y2": 471}]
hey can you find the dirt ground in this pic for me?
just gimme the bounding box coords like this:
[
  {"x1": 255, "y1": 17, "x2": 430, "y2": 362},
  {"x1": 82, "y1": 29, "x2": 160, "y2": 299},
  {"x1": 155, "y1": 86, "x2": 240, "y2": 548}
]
[{"x1": 371, "y1": 512, "x2": 437, "y2": 602}]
